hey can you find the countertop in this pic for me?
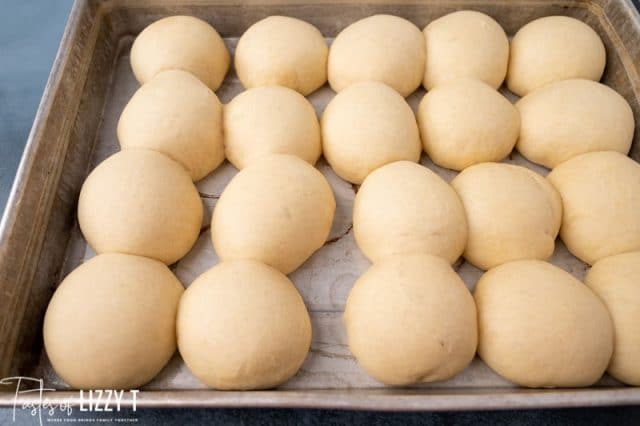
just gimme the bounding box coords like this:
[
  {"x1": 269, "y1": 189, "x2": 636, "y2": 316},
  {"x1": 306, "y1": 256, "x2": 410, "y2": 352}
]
[{"x1": 1, "y1": 1, "x2": 639, "y2": 424}]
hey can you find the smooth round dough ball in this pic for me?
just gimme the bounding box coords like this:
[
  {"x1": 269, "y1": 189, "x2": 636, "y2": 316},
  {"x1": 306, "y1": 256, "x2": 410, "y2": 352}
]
[
  {"x1": 423, "y1": 11, "x2": 508, "y2": 90},
  {"x1": 321, "y1": 81, "x2": 421, "y2": 184},
  {"x1": 78, "y1": 150, "x2": 203, "y2": 265},
  {"x1": 417, "y1": 79, "x2": 520, "y2": 171},
  {"x1": 43, "y1": 253, "x2": 183, "y2": 389},
  {"x1": 354, "y1": 161, "x2": 467, "y2": 264},
  {"x1": 475, "y1": 260, "x2": 613, "y2": 387},
  {"x1": 452, "y1": 163, "x2": 562, "y2": 270},
  {"x1": 344, "y1": 254, "x2": 477, "y2": 385},
  {"x1": 585, "y1": 251, "x2": 640, "y2": 386},
  {"x1": 547, "y1": 151, "x2": 640, "y2": 265},
  {"x1": 224, "y1": 86, "x2": 321, "y2": 170},
  {"x1": 234, "y1": 16, "x2": 328, "y2": 95},
  {"x1": 131, "y1": 16, "x2": 230, "y2": 90},
  {"x1": 507, "y1": 16, "x2": 606, "y2": 96},
  {"x1": 328, "y1": 14, "x2": 425, "y2": 97},
  {"x1": 177, "y1": 260, "x2": 311, "y2": 389},
  {"x1": 212, "y1": 155, "x2": 335, "y2": 274},
  {"x1": 118, "y1": 70, "x2": 224, "y2": 181},
  {"x1": 516, "y1": 79, "x2": 634, "y2": 169}
]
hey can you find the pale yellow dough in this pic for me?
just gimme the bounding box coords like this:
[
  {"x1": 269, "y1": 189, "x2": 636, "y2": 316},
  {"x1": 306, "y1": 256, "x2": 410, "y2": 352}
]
[
  {"x1": 211, "y1": 155, "x2": 335, "y2": 274},
  {"x1": 328, "y1": 14, "x2": 425, "y2": 97},
  {"x1": 43, "y1": 253, "x2": 183, "y2": 389},
  {"x1": 507, "y1": 16, "x2": 606, "y2": 96},
  {"x1": 547, "y1": 151, "x2": 640, "y2": 265},
  {"x1": 321, "y1": 81, "x2": 421, "y2": 184},
  {"x1": 585, "y1": 251, "x2": 640, "y2": 386},
  {"x1": 130, "y1": 16, "x2": 230, "y2": 90},
  {"x1": 417, "y1": 79, "x2": 520, "y2": 171},
  {"x1": 516, "y1": 79, "x2": 634, "y2": 169},
  {"x1": 78, "y1": 150, "x2": 203, "y2": 265},
  {"x1": 423, "y1": 11, "x2": 509, "y2": 90},
  {"x1": 118, "y1": 69, "x2": 224, "y2": 181},
  {"x1": 475, "y1": 260, "x2": 613, "y2": 388},
  {"x1": 224, "y1": 86, "x2": 321, "y2": 170},
  {"x1": 234, "y1": 16, "x2": 328, "y2": 95},
  {"x1": 353, "y1": 161, "x2": 467, "y2": 264},
  {"x1": 452, "y1": 163, "x2": 562, "y2": 270},
  {"x1": 177, "y1": 260, "x2": 311, "y2": 390},
  {"x1": 344, "y1": 254, "x2": 477, "y2": 385}
]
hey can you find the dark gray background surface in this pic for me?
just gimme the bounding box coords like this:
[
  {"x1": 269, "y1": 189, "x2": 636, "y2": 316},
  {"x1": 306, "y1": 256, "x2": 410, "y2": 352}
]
[{"x1": 1, "y1": 1, "x2": 639, "y2": 424}]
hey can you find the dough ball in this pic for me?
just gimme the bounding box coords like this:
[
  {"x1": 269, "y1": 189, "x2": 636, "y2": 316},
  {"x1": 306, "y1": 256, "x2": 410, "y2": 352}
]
[
  {"x1": 321, "y1": 81, "x2": 421, "y2": 184},
  {"x1": 224, "y1": 86, "x2": 321, "y2": 170},
  {"x1": 177, "y1": 260, "x2": 311, "y2": 389},
  {"x1": 417, "y1": 79, "x2": 520, "y2": 171},
  {"x1": 423, "y1": 11, "x2": 509, "y2": 90},
  {"x1": 452, "y1": 163, "x2": 562, "y2": 270},
  {"x1": 212, "y1": 154, "x2": 335, "y2": 274},
  {"x1": 516, "y1": 79, "x2": 634, "y2": 169},
  {"x1": 585, "y1": 251, "x2": 640, "y2": 385},
  {"x1": 234, "y1": 16, "x2": 328, "y2": 95},
  {"x1": 547, "y1": 151, "x2": 640, "y2": 265},
  {"x1": 78, "y1": 150, "x2": 203, "y2": 265},
  {"x1": 118, "y1": 70, "x2": 224, "y2": 181},
  {"x1": 344, "y1": 254, "x2": 477, "y2": 385},
  {"x1": 507, "y1": 16, "x2": 606, "y2": 96},
  {"x1": 475, "y1": 260, "x2": 613, "y2": 388},
  {"x1": 328, "y1": 14, "x2": 425, "y2": 97},
  {"x1": 43, "y1": 253, "x2": 183, "y2": 389},
  {"x1": 354, "y1": 161, "x2": 467, "y2": 264},
  {"x1": 131, "y1": 16, "x2": 230, "y2": 90}
]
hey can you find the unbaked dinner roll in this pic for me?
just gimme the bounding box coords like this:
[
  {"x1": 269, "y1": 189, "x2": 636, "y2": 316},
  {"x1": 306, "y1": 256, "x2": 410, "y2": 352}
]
[
  {"x1": 417, "y1": 79, "x2": 520, "y2": 171},
  {"x1": 321, "y1": 81, "x2": 421, "y2": 184},
  {"x1": 78, "y1": 150, "x2": 203, "y2": 265},
  {"x1": 234, "y1": 16, "x2": 328, "y2": 95},
  {"x1": 516, "y1": 79, "x2": 634, "y2": 169},
  {"x1": 353, "y1": 161, "x2": 467, "y2": 264},
  {"x1": 423, "y1": 10, "x2": 509, "y2": 90},
  {"x1": 211, "y1": 154, "x2": 335, "y2": 274},
  {"x1": 328, "y1": 14, "x2": 425, "y2": 97},
  {"x1": 224, "y1": 86, "x2": 321, "y2": 170},
  {"x1": 43, "y1": 253, "x2": 183, "y2": 389},
  {"x1": 475, "y1": 260, "x2": 613, "y2": 388},
  {"x1": 131, "y1": 16, "x2": 230, "y2": 90},
  {"x1": 177, "y1": 260, "x2": 311, "y2": 390},
  {"x1": 547, "y1": 151, "x2": 640, "y2": 265},
  {"x1": 585, "y1": 251, "x2": 640, "y2": 386},
  {"x1": 451, "y1": 163, "x2": 562, "y2": 270},
  {"x1": 118, "y1": 69, "x2": 224, "y2": 181},
  {"x1": 507, "y1": 16, "x2": 606, "y2": 96},
  {"x1": 344, "y1": 254, "x2": 477, "y2": 385}
]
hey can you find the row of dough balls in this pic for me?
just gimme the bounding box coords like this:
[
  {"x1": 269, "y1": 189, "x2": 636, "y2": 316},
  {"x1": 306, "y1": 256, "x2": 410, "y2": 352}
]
[
  {"x1": 117, "y1": 68, "x2": 634, "y2": 189},
  {"x1": 353, "y1": 151, "x2": 640, "y2": 271},
  {"x1": 131, "y1": 12, "x2": 606, "y2": 98},
  {"x1": 346, "y1": 156, "x2": 640, "y2": 387},
  {"x1": 120, "y1": 35, "x2": 634, "y2": 189},
  {"x1": 42, "y1": 250, "x2": 640, "y2": 390},
  {"x1": 42, "y1": 253, "x2": 314, "y2": 390},
  {"x1": 345, "y1": 256, "x2": 614, "y2": 388}
]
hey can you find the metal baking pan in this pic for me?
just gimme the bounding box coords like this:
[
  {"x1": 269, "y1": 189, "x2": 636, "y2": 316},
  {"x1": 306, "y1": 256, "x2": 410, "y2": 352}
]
[{"x1": 1, "y1": 0, "x2": 640, "y2": 411}]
